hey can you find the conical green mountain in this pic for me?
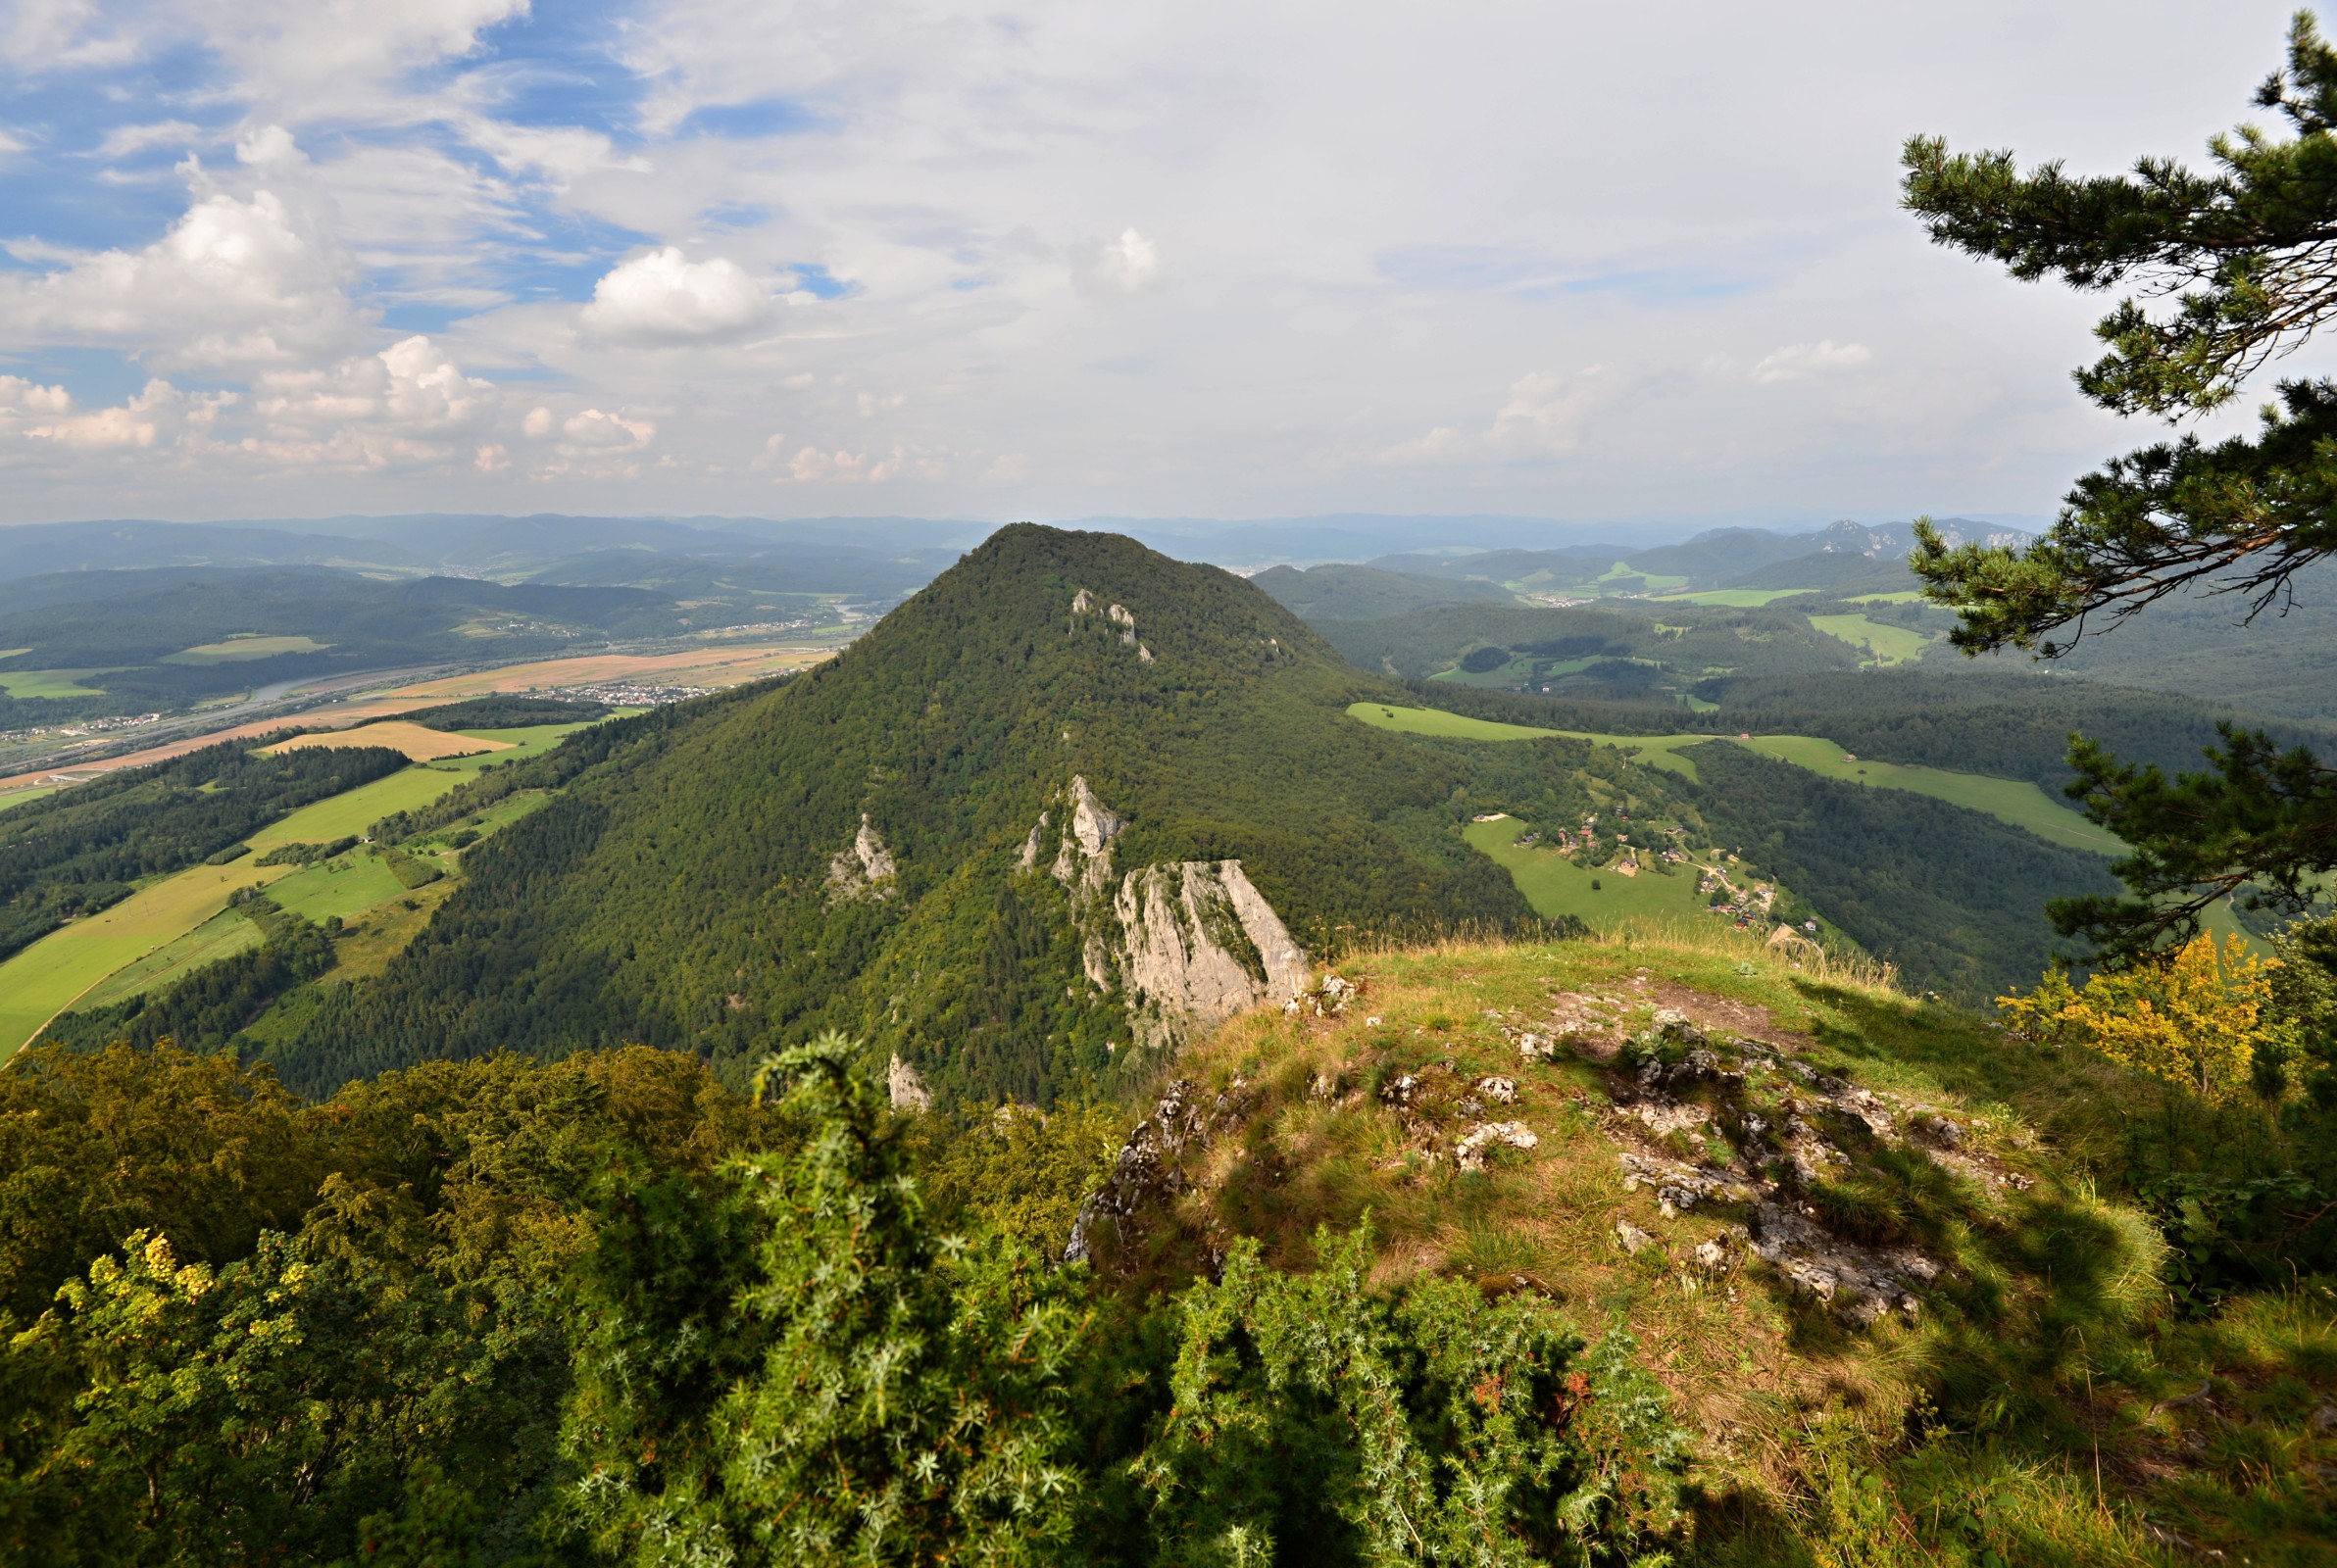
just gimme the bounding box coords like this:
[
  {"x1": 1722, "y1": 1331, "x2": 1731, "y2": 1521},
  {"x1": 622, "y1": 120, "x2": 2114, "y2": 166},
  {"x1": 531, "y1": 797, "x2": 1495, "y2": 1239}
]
[{"x1": 284, "y1": 525, "x2": 1531, "y2": 1101}]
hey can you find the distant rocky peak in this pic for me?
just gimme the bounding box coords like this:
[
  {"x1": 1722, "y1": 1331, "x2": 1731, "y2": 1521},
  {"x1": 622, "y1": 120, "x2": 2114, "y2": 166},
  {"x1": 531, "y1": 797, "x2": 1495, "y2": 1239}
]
[{"x1": 1815, "y1": 516, "x2": 2033, "y2": 560}]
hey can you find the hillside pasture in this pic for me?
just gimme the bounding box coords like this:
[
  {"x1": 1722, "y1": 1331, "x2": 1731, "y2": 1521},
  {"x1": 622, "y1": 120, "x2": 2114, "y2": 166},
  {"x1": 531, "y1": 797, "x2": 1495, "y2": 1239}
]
[
  {"x1": 0, "y1": 858, "x2": 288, "y2": 1052},
  {"x1": 1652, "y1": 587, "x2": 1819, "y2": 607},
  {"x1": 0, "y1": 668, "x2": 107, "y2": 697},
  {"x1": 1808, "y1": 612, "x2": 1933, "y2": 665},
  {"x1": 1345, "y1": 702, "x2": 1713, "y2": 777},
  {"x1": 1462, "y1": 816, "x2": 1718, "y2": 926},
  {"x1": 161, "y1": 634, "x2": 331, "y2": 664},
  {"x1": 1348, "y1": 703, "x2": 2117, "y2": 848},
  {"x1": 1736, "y1": 734, "x2": 2122, "y2": 855},
  {"x1": 267, "y1": 721, "x2": 511, "y2": 762}
]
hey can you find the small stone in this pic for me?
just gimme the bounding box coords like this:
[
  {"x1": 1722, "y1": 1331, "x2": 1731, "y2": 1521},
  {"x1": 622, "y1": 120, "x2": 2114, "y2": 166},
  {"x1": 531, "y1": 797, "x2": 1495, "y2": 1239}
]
[
  {"x1": 1616, "y1": 1220, "x2": 1657, "y2": 1254},
  {"x1": 1477, "y1": 1076, "x2": 1517, "y2": 1103},
  {"x1": 1693, "y1": 1239, "x2": 1728, "y2": 1271}
]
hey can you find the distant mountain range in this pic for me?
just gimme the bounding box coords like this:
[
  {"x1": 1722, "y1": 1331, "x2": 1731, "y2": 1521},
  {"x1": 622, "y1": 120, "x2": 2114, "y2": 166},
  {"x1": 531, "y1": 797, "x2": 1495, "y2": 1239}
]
[{"x1": 0, "y1": 512, "x2": 2023, "y2": 586}]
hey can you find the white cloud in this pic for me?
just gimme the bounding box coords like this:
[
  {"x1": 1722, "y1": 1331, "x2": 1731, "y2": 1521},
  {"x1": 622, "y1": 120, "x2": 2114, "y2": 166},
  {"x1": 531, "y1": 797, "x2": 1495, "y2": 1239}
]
[
  {"x1": 559, "y1": 408, "x2": 657, "y2": 451},
  {"x1": 224, "y1": 335, "x2": 502, "y2": 470},
  {"x1": 1385, "y1": 368, "x2": 1611, "y2": 464},
  {"x1": 203, "y1": 0, "x2": 530, "y2": 120},
  {"x1": 31, "y1": 379, "x2": 181, "y2": 449},
  {"x1": 522, "y1": 406, "x2": 554, "y2": 437},
  {"x1": 0, "y1": 185, "x2": 361, "y2": 372},
  {"x1": 579, "y1": 247, "x2": 774, "y2": 344},
  {"x1": 787, "y1": 445, "x2": 867, "y2": 481},
  {"x1": 4, "y1": 0, "x2": 134, "y2": 69},
  {"x1": 94, "y1": 121, "x2": 203, "y2": 158},
  {"x1": 1081, "y1": 228, "x2": 1162, "y2": 295},
  {"x1": 456, "y1": 117, "x2": 652, "y2": 187},
  {"x1": 234, "y1": 123, "x2": 303, "y2": 167},
  {"x1": 252, "y1": 335, "x2": 496, "y2": 435},
  {"x1": 782, "y1": 442, "x2": 949, "y2": 483},
  {"x1": 1752, "y1": 340, "x2": 1872, "y2": 384},
  {"x1": 0, "y1": 376, "x2": 75, "y2": 417}
]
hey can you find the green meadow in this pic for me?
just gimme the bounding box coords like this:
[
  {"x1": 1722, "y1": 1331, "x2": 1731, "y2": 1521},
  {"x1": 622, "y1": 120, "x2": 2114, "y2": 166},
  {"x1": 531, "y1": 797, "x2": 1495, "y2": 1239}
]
[
  {"x1": 1346, "y1": 702, "x2": 1712, "y2": 778},
  {"x1": 1462, "y1": 816, "x2": 1716, "y2": 926},
  {"x1": 161, "y1": 634, "x2": 331, "y2": 664},
  {"x1": 1347, "y1": 703, "x2": 2123, "y2": 849},
  {"x1": 1735, "y1": 734, "x2": 2122, "y2": 854},
  {"x1": 1651, "y1": 586, "x2": 1819, "y2": 607},
  {"x1": 1808, "y1": 612, "x2": 1934, "y2": 665},
  {"x1": 0, "y1": 668, "x2": 108, "y2": 697}
]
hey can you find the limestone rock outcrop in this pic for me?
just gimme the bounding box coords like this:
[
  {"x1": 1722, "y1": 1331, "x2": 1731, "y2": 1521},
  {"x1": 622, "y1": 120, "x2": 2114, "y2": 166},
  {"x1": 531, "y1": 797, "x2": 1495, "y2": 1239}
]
[
  {"x1": 825, "y1": 813, "x2": 898, "y2": 903},
  {"x1": 1019, "y1": 775, "x2": 1309, "y2": 1051}
]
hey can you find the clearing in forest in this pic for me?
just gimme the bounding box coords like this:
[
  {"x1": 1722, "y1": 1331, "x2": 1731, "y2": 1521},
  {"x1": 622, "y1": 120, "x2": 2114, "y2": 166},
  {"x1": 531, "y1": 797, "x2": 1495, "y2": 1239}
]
[
  {"x1": 1346, "y1": 703, "x2": 2116, "y2": 848},
  {"x1": 267, "y1": 722, "x2": 511, "y2": 762}
]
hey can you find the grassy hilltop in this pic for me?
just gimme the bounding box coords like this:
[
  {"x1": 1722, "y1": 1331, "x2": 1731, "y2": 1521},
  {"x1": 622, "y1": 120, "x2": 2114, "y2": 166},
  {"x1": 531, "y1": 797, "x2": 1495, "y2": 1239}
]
[
  {"x1": 3, "y1": 920, "x2": 2327, "y2": 1564},
  {"x1": 1082, "y1": 924, "x2": 2335, "y2": 1563}
]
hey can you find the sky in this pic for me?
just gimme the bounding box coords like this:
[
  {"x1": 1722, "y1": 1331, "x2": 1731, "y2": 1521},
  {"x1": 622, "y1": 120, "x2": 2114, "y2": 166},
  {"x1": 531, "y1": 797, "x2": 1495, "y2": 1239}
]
[{"x1": 0, "y1": 0, "x2": 2312, "y2": 531}]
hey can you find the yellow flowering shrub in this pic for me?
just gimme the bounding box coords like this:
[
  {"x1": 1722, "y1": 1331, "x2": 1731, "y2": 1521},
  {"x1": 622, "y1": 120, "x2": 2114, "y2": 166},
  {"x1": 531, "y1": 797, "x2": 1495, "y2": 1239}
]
[{"x1": 1998, "y1": 933, "x2": 2277, "y2": 1102}]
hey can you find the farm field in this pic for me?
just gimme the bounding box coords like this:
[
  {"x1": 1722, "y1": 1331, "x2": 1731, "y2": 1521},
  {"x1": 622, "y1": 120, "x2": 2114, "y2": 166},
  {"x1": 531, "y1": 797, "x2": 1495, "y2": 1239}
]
[
  {"x1": 1652, "y1": 587, "x2": 1819, "y2": 607},
  {"x1": 1808, "y1": 612, "x2": 1933, "y2": 665},
  {"x1": 1347, "y1": 703, "x2": 2125, "y2": 847},
  {"x1": 0, "y1": 722, "x2": 592, "y2": 1054},
  {"x1": 0, "y1": 858, "x2": 290, "y2": 1053},
  {"x1": 1345, "y1": 703, "x2": 1714, "y2": 777},
  {"x1": 267, "y1": 852, "x2": 413, "y2": 926},
  {"x1": 0, "y1": 668, "x2": 106, "y2": 697},
  {"x1": 1462, "y1": 816, "x2": 1715, "y2": 926},
  {"x1": 0, "y1": 786, "x2": 56, "y2": 813},
  {"x1": 1734, "y1": 735, "x2": 2121, "y2": 855},
  {"x1": 163, "y1": 634, "x2": 330, "y2": 664},
  {"x1": 75, "y1": 904, "x2": 262, "y2": 1011},
  {"x1": 389, "y1": 640, "x2": 834, "y2": 700},
  {"x1": 268, "y1": 721, "x2": 513, "y2": 762}
]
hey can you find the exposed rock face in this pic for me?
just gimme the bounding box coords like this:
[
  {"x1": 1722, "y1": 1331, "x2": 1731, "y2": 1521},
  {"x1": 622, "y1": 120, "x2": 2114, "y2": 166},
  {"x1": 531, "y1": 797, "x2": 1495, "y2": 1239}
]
[
  {"x1": 1065, "y1": 1076, "x2": 1250, "y2": 1264},
  {"x1": 825, "y1": 813, "x2": 898, "y2": 903},
  {"x1": 887, "y1": 1054, "x2": 932, "y2": 1112},
  {"x1": 1068, "y1": 776, "x2": 1124, "y2": 858},
  {"x1": 1020, "y1": 774, "x2": 1309, "y2": 1049},
  {"x1": 1115, "y1": 859, "x2": 1310, "y2": 1051}
]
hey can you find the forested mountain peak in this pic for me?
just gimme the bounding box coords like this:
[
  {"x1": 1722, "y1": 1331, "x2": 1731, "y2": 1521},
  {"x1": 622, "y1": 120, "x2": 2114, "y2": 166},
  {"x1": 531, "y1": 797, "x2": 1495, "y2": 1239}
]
[{"x1": 281, "y1": 524, "x2": 1530, "y2": 1103}]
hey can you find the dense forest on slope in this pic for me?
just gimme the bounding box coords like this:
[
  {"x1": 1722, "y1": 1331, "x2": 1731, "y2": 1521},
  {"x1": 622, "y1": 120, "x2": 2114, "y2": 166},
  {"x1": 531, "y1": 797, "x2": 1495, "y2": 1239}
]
[
  {"x1": 1246, "y1": 561, "x2": 1518, "y2": 618},
  {"x1": 1400, "y1": 670, "x2": 2337, "y2": 791},
  {"x1": 1313, "y1": 602, "x2": 1871, "y2": 689},
  {"x1": 0, "y1": 742, "x2": 406, "y2": 962},
  {"x1": 273, "y1": 527, "x2": 1537, "y2": 1102},
  {"x1": 1680, "y1": 742, "x2": 2121, "y2": 998},
  {"x1": 1971, "y1": 562, "x2": 2337, "y2": 720}
]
